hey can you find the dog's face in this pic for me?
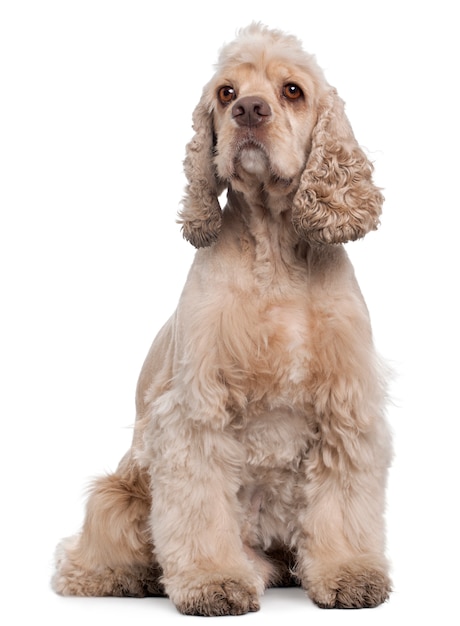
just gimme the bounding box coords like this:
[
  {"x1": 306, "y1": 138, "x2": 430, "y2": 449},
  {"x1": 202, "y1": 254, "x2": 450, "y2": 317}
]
[
  {"x1": 211, "y1": 54, "x2": 322, "y2": 193},
  {"x1": 179, "y1": 24, "x2": 383, "y2": 248}
]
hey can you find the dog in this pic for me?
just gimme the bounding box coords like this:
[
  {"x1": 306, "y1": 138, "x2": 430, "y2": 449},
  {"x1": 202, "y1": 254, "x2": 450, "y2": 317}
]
[{"x1": 52, "y1": 23, "x2": 392, "y2": 616}]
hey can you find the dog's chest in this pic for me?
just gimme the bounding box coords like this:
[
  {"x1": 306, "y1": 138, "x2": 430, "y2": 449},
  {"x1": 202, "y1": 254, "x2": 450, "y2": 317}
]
[
  {"x1": 220, "y1": 285, "x2": 315, "y2": 408},
  {"x1": 252, "y1": 296, "x2": 313, "y2": 395},
  {"x1": 227, "y1": 297, "x2": 316, "y2": 469},
  {"x1": 265, "y1": 302, "x2": 311, "y2": 380}
]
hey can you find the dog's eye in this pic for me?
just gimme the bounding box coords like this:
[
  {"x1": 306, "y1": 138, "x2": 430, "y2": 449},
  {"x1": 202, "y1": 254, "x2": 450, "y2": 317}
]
[
  {"x1": 218, "y1": 86, "x2": 237, "y2": 104},
  {"x1": 283, "y1": 84, "x2": 303, "y2": 100}
]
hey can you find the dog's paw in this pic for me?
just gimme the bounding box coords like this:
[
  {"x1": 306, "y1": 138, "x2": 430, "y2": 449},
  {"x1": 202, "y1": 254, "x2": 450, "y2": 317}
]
[
  {"x1": 174, "y1": 578, "x2": 260, "y2": 616},
  {"x1": 307, "y1": 560, "x2": 391, "y2": 609}
]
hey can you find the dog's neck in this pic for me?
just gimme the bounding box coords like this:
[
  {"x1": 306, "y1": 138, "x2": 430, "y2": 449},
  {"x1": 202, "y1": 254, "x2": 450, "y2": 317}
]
[
  {"x1": 224, "y1": 183, "x2": 308, "y2": 290},
  {"x1": 226, "y1": 153, "x2": 300, "y2": 214},
  {"x1": 225, "y1": 178, "x2": 297, "y2": 233}
]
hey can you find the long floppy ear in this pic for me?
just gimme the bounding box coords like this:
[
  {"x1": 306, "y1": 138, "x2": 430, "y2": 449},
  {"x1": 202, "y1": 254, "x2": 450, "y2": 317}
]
[
  {"x1": 292, "y1": 88, "x2": 383, "y2": 244},
  {"x1": 177, "y1": 91, "x2": 223, "y2": 248}
]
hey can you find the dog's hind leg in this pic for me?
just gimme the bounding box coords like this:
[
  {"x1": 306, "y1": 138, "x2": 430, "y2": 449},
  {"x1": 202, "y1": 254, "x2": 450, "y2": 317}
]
[{"x1": 52, "y1": 453, "x2": 164, "y2": 597}]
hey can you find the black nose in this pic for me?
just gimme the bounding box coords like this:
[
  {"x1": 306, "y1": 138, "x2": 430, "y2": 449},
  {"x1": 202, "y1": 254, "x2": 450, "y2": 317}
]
[{"x1": 231, "y1": 96, "x2": 272, "y2": 127}]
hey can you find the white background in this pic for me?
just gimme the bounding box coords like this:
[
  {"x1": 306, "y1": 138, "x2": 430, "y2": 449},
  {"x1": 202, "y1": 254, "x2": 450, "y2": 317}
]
[{"x1": 1, "y1": 0, "x2": 459, "y2": 623}]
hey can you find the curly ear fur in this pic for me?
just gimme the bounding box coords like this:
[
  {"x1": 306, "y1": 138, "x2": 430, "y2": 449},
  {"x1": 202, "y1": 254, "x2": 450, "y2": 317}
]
[
  {"x1": 178, "y1": 94, "x2": 223, "y2": 248},
  {"x1": 292, "y1": 89, "x2": 383, "y2": 244}
]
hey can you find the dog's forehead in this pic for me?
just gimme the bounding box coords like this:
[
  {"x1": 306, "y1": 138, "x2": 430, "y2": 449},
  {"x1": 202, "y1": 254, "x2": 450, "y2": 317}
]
[
  {"x1": 211, "y1": 33, "x2": 325, "y2": 98},
  {"x1": 217, "y1": 58, "x2": 303, "y2": 84}
]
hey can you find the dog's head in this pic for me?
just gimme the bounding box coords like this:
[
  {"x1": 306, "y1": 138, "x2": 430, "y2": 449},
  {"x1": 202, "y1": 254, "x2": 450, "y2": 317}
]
[{"x1": 179, "y1": 23, "x2": 383, "y2": 248}]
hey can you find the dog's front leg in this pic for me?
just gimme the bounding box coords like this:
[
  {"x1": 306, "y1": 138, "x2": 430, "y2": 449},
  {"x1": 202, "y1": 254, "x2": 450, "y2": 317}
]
[
  {"x1": 295, "y1": 417, "x2": 392, "y2": 609},
  {"x1": 146, "y1": 413, "x2": 263, "y2": 616}
]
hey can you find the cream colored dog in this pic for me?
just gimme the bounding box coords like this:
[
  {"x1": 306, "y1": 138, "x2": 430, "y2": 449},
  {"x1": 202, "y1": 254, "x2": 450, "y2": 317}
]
[{"x1": 53, "y1": 23, "x2": 392, "y2": 615}]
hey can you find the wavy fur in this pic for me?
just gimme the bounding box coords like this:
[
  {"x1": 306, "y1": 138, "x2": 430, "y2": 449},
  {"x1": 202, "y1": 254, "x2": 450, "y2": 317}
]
[{"x1": 53, "y1": 24, "x2": 391, "y2": 616}]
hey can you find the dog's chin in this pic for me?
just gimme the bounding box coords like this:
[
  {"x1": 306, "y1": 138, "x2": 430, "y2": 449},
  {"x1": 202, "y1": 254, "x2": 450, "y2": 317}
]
[
  {"x1": 237, "y1": 146, "x2": 270, "y2": 177},
  {"x1": 232, "y1": 144, "x2": 294, "y2": 190},
  {"x1": 215, "y1": 137, "x2": 299, "y2": 194}
]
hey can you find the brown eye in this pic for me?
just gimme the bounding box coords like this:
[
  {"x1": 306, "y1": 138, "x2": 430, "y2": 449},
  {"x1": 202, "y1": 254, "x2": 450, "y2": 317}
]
[
  {"x1": 218, "y1": 86, "x2": 236, "y2": 104},
  {"x1": 283, "y1": 83, "x2": 303, "y2": 100}
]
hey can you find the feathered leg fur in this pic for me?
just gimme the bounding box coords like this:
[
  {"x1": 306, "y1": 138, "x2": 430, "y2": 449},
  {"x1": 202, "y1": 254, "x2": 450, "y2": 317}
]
[
  {"x1": 294, "y1": 300, "x2": 392, "y2": 607},
  {"x1": 52, "y1": 454, "x2": 164, "y2": 598}
]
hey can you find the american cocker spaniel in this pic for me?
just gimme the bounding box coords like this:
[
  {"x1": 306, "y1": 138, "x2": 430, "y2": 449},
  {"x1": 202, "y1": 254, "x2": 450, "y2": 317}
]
[{"x1": 53, "y1": 23, "x2": 392, "y2": 615}]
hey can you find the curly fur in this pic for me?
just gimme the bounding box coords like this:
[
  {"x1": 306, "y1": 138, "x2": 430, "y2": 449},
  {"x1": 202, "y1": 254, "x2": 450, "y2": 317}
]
[
  {"x1": 292, "y1": 89, "x2": 383, "y2": 243},
  {"x1": 53, "y1": 23, "x2": 391, "y2": 616},
  {"x1": 180, "y1": 99, "x2": 224, "y2": 248}
]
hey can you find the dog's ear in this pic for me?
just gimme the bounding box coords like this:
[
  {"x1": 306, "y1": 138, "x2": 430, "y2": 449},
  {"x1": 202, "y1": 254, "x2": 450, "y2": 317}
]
[
  {"x1": 178, "y1": 91, "x2": 223, "y2": 248},
  {"x1": 292, "y1": 88, "x2": 383, "y2": 244}
]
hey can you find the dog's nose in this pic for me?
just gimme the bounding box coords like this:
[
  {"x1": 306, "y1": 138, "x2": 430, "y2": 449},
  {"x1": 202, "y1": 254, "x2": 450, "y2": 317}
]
[{"x1": 232, "y1": 96, "x2": 271, "y2": 127}]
